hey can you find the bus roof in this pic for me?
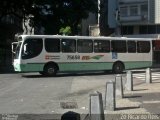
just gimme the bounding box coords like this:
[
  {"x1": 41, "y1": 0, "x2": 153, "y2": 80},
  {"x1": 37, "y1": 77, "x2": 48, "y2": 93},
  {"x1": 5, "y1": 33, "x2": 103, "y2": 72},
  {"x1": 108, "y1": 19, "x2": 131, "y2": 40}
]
[{"x1": 19, "y1": 35, "x2": 153, "y2": 41}]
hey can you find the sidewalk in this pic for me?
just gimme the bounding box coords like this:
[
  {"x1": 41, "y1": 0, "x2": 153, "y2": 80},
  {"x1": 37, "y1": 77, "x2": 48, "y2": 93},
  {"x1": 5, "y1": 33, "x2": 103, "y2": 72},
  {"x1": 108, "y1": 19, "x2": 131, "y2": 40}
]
[
  {"x1": 53, "y1": 72, "x2": 160, "y2": 120},
  {"x1": 104, "y1": 72, "x2": 160, "y2": 119},
  {"x1": 123, "y1": 77, "x2": 160, "y2": 114}
]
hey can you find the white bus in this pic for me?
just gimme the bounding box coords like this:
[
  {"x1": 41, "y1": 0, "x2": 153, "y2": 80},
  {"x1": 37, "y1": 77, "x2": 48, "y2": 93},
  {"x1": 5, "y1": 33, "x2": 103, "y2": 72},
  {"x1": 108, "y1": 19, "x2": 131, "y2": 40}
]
[{"x1": 12, "y1": 35, "x2": 153, "y2": 76}]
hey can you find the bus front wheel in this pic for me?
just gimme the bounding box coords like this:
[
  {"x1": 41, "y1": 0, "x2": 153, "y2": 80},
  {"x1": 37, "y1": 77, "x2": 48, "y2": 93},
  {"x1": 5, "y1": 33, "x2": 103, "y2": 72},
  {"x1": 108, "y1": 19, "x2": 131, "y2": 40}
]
[
  {"x1": 44, "y1": 64, "x2": 58, "y2": 76},
  {"x1": 39, "y1": 71, "x2": 45, "y2": 75},
  {"x1": 113, "y1": 62, "x2": 124, "y2": 74}
]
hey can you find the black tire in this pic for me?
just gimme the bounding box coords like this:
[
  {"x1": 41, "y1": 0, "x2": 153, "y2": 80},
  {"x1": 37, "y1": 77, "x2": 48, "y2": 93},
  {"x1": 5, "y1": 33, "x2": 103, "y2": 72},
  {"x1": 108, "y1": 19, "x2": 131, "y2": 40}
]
[
  {"x1": 113, "y1": 62, "x2": 124, "y2": 74},
  {"x1": 39, "y1": 71, "x2": 45, "y2": 75},
  {"x1": 44, "y1": 64, "x2": 58, "y2": 76}
]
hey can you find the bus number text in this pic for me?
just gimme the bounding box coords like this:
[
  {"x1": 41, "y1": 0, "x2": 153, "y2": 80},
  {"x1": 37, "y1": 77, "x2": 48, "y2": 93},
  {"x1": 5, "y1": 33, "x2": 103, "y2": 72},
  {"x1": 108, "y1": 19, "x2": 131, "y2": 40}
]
[{"x1": 67, "y1": 55, "x2": 80, "y2": 60}]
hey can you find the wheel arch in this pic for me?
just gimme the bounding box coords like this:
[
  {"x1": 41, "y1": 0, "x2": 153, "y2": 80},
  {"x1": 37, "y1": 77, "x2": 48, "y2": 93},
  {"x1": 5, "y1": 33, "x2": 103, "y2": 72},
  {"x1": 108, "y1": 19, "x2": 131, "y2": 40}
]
[
  {"x1": 113, "y1": 61, "x2": 125, "y2": 68},
  {"x1": 43, "y1": 61, "x2": 59, "y2": 71},
  {"x1": 112, "y1": 60, "x2": 125, "y2": 73}
]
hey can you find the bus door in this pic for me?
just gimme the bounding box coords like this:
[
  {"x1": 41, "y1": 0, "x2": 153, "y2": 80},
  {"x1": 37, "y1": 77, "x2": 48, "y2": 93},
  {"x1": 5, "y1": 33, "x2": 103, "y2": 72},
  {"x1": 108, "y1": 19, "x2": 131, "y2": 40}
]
[
  {"x1": 11, "y1": 42, "x2": 18, "y2": 63},
  {"x1": 152, "y1": 40, "x2": 160, "y2": 66}
]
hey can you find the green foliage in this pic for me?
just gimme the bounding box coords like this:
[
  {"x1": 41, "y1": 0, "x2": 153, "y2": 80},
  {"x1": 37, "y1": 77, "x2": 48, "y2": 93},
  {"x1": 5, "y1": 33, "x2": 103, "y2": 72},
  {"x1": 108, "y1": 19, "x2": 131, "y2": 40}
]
[
  {"x1": 0, "y1": 0, "x2": 97, "y2": 35},
  {"x1": 59, "y1": 26, "x2": 72, "y2": 35},
  {"x1": 0, "y1": 0, "x2": 34, "y2": 19}
]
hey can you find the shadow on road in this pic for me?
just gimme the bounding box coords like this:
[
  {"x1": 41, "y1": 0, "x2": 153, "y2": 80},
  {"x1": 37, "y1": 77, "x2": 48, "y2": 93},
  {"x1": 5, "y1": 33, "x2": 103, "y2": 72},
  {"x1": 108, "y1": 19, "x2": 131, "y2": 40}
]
[
  {"x1": 116, "y1": 106, "x2": 140, "y2": 111},
  {"x1": 133, "y1": 89, "x2": 148, "y2": 91},
  {"x1": 124, "y1": 95, "x2": 142, "y2": 99},
  {"x1": 21, "y1": 70, "x2": 118, "y2": 78}
]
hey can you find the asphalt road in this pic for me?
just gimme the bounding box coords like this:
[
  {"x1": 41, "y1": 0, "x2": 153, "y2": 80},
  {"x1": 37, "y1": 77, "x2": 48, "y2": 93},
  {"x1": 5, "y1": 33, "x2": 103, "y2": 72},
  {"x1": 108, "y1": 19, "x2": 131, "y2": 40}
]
[{"x1": 0, "y1": 71, "x2": 116, "y2": 114}]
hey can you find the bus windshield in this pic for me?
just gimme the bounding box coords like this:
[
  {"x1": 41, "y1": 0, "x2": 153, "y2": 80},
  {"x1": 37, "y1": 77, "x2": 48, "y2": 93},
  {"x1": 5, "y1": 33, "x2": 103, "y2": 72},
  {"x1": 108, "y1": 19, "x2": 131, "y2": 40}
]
[
  {"x1": 14, "y1": 42, "x2": 22, "y2": 59},
  {"x1": 21, "y1": 38, "x2": 43, "y2": 59}
]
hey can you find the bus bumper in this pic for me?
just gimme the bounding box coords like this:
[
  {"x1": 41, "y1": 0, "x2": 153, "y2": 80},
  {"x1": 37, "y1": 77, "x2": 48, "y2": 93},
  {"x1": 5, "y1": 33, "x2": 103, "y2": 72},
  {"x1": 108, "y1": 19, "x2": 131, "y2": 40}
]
[
  {"x1": 13, "y1": 63, "x2": 44, "y2": 72},
  {"x1": 13, "y1": 63, "x2": 22, "y2": 72}
]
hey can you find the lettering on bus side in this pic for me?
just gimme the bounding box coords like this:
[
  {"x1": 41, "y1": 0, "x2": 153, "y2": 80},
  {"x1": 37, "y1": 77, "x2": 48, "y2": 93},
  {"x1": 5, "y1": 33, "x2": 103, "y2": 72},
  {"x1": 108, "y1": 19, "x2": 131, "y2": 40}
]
[
  {"x1": 82, "y1": 56, "x2": 90, "y2": 60},
  {"x1": 82, "y1": 55, "x2": 104, "y2": 60},
  {"x1": 67, "y1": 55, "x2": 80, "y2": 60},
  {"x1": 45, "y1": 55, "x2": 60, "y2": 60}
]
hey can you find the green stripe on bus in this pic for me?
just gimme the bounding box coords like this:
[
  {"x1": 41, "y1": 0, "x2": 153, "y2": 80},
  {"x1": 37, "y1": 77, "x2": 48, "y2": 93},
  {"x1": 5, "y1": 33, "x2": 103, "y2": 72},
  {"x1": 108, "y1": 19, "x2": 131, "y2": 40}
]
[
  {"x1": 124, "y1": 61, "x2": 152, "y2": 69},
  {"x1": 58, "y1": 61, "x2": 152, "y2": 71},
  {"x1": 14, "y1": 61, "x2": 152, "y2": 72},
  {"x1": 58, "y1": 62, "x2": 113, "y2": 71}
]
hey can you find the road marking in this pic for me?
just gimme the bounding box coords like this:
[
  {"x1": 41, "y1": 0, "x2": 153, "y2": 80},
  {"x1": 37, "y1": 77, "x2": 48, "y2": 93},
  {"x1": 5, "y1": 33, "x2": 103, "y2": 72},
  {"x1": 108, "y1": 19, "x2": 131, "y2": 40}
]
[{"x1": 143, "y1": 101, "x2": 160, "y2": 104}]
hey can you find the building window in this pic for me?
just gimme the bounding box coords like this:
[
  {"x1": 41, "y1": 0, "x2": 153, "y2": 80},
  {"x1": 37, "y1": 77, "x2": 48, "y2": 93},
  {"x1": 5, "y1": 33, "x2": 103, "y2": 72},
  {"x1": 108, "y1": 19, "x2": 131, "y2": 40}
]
[
  {"x1": 139, "y1": 25, "x2": 148, "y2": 34},
  {"x1": 130, "y1": 6, "x2": 138, "y2": 16},
  {"x1": 140, "y1": 25, "x2": 160, "y2": 34},
  {"x1": 141, "y1": 4, "x2": 148, "y2": 16},
  {"x1": 120, "y1": 7, "x2": 128, "y2": 17},
  {"x1": 148, "y1": 25, "x2": 156, "y2": 34},
  {"x1": 157, "y1": 25, "x2": 160, "y2": 33},
  {"x1": 121, "y1": 26, "x2": 133, "y2": 35}
]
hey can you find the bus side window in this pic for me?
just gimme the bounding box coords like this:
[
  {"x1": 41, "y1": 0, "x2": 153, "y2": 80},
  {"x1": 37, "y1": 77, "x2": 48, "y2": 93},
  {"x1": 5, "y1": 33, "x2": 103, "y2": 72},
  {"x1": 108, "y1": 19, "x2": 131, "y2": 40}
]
[
  {"x1": 127, "y1": 41, "x2": 136, "y2": 53},
  {"x1": 61, "y1": 39, "x2": 76, "y2": 53},
  {"x1": 137, "y1": 41, "x2": 150, "y2": 53},
  {"x1": 45, "y1": 38, "x2": 60, "y2": 52},
  {"x1": 111, "y1": 40, "x2": 127, "y2": 53},
  {"x1": 77, "y1": 39, "x2": 93, "y2": 53},
  {"x1": 94, "y1": 40, "x2": 110, "y2": 53}
]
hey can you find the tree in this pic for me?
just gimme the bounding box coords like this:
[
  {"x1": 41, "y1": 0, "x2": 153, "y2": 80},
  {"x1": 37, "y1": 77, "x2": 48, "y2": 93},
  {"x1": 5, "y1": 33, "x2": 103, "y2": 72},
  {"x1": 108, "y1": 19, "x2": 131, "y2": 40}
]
[
  {"x1": 0, "y1": 0, "x2": 97, "y2": 35},
  {"x1": 32, "y1": 0, "x2": 97, "y2": 35},
  {"x1": 58, "y1": 0, "x2": 97, "y2": 35},
  {"x1": 0, "y1": 0, "x2": 36, "y2": 34},
  {"x1": 0, "y1": 0, "x2": 35, "y2": 21},
  {"x1": 59, "y1": 26, "x2": 72, "y2": 35}
]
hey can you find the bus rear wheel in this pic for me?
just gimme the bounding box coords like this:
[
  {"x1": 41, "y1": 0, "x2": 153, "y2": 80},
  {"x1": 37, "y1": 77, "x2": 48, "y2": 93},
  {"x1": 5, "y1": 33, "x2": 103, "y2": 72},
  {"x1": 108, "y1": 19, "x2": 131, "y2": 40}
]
[
  {"x1": 113, "y1": 62, "x2": 124, "y2": 74},
  {"x1": 44, "y1": 64, "x2": 58, "y2": 76}
]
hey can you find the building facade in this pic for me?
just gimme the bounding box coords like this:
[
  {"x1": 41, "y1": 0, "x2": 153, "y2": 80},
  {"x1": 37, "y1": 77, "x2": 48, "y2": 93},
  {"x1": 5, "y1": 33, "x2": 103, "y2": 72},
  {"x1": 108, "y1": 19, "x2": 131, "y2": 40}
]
[
  {"x1": 119, "y1": 0, "x2": 160, "y2": 37},
  {"x1": 119, "y1": 0, "x2": 160, "y2": 65},
  {"x1": 82, "y1": 0, "x2": 160, "y2": 37},
  {"x1": 81, "y1": 12, "x2": 98, "y2": 36}
]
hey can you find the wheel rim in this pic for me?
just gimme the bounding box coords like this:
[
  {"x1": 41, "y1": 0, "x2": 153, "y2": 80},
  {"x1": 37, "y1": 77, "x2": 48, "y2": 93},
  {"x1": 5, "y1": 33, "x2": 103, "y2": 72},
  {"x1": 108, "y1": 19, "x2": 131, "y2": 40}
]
[
  {"x1": 113, "y1": 63, "x2": 124, "y2": 73},
  {"x1": 48, "y1": 67, "x2": 55, "y2": 74},
  {"x1": 116, "y1": 66, "x2": 121, "y2": 71}
]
